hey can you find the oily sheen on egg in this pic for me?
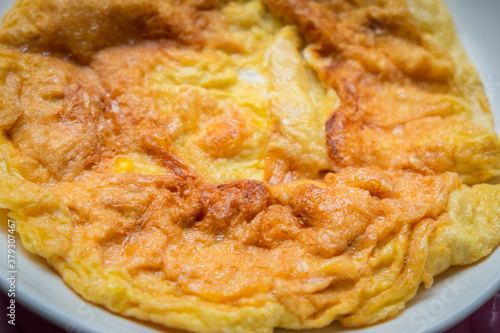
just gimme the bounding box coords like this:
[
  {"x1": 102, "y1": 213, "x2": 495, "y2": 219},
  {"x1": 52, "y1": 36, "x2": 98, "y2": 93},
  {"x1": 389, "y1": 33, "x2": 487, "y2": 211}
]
[{"x1": 0, "y1": 1, "x2": 499, "y2": 333}]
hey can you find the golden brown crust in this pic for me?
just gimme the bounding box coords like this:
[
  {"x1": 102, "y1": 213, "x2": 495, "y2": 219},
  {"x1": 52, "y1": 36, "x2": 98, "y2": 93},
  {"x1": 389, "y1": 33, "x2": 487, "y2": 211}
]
[
  {"x1": 0, "y1": 48, "x2": 112, "y2": 182},
  {"x1": 0, "y1": 1, "x2": 500, "y2": 333},
  {"x1": 29, "y1": 167, "x2": 465, "y2": 328},
  {"x1": 264, "y1": 0, "x2": 500, "y2": 183},
  {"x1": 0, "y1": 0, "x2": 226, "y2": 63}
]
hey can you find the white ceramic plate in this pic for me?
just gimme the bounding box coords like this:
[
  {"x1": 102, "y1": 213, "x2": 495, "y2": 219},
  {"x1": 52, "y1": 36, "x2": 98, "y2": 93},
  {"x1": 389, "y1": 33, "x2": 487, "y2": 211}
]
[{"x1": 1, "y1": 1, "x2": 500, "y2": 332}]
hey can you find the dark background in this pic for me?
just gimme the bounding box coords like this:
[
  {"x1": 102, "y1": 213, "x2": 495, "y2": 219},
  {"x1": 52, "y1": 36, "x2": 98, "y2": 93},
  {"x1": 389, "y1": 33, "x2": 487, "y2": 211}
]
[{"x1": 1, "y1": 289, "x2": 499, "y2": 333}]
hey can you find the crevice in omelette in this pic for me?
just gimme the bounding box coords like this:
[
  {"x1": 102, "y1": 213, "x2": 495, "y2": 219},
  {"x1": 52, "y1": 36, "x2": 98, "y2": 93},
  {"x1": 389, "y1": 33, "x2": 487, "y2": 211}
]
[{"x1": 91, "y1": 0, "x2": 338, "y2": 183}]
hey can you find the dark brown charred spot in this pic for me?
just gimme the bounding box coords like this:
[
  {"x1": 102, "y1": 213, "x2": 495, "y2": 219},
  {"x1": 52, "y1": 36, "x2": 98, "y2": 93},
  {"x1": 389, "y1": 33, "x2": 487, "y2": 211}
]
[
  {"x1": 0, "y1": 0, "x2": 222, "y2": 64},
  {"x1": 141, "y1": 135, "x2": 201, "y2": 181},
  {"x1": 325, "y1": 110, "x2": 349, "y2": 168},
  {"x1": 196, "y1": 180, "x2": 273, "y2": 234},
  {"x1": 262, "y1": 0, "x2": 340, "y2": 52}
]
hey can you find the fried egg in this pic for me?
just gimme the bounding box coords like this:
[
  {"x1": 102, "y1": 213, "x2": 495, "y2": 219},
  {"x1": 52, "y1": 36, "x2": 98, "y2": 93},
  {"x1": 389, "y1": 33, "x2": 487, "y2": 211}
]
[{"x1": 0, "y1": 0, "x2": 499, "y2": 332}]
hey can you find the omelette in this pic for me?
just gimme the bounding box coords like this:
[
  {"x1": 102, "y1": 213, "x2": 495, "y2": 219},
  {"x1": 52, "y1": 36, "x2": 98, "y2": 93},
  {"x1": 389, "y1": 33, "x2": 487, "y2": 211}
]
[{"x1": 0, "y1": 0, "x2": 500, "y2": 332}]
